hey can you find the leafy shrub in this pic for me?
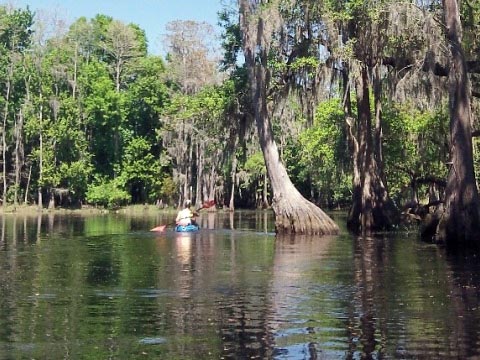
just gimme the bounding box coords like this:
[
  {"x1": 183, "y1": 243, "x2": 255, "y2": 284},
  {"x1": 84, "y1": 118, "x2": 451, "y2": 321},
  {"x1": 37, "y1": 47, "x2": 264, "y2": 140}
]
[{"x1": 86, "y1": 178, "x2": 131, "y2": 209}]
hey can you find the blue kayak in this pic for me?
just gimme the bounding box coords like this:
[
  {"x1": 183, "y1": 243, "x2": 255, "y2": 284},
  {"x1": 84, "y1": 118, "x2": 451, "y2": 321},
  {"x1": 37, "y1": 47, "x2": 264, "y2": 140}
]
[{"x1": 175, "y1": 224, "x2": 200, "y2": 232}]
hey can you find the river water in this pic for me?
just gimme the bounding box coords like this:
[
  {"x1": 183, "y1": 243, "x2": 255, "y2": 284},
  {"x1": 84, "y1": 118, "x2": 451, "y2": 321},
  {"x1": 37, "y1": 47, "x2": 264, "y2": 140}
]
[{"x1": 0, "y1": 210, "x2": 479, "y2": 359}]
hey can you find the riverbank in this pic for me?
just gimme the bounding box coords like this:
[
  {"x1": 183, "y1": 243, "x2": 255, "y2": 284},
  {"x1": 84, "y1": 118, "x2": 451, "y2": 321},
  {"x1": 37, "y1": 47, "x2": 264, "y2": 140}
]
[{"x1": 0, "y1": 204, "x2": 179, "y2": 216}]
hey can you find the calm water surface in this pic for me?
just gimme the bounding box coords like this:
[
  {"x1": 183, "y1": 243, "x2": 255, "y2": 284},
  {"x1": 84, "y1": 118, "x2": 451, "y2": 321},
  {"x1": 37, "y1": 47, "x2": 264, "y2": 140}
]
[{"x1": 0, "y1": 210, "x2": 479, "y2": 359}]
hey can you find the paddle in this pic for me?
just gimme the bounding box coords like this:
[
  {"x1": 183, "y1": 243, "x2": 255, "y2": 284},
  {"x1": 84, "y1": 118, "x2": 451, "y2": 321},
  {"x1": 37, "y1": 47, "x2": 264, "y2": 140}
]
[{"x1": 150, "y1": 199, "x2": 216, "y2": 232}]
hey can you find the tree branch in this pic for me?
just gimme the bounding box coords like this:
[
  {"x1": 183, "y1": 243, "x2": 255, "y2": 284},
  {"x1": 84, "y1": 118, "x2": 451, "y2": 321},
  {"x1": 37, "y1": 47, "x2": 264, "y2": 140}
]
[{"x1": 384, "y1": 56, "x2": 480, "y2": 97}]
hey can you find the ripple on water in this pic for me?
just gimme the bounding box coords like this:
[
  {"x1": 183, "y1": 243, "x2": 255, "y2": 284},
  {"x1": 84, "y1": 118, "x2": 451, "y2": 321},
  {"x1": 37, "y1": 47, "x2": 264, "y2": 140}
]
[
  {"x1": 138, "y1": 337, "x2": 167, "y2": 345},
  {"x1": 134, "y1": 288, "x2": 171, "y2": 298},
  {"x1": 26, "y1": 293, "x2": 57, "y2": 301}
]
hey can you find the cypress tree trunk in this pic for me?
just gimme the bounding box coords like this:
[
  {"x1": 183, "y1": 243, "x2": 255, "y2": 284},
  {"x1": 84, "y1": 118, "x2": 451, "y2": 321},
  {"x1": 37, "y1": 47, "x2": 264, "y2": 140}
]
[
  {"x1": 240, "y1": 0, "x2": 338, "y2": 235},
  {"x1": 195, "y1": 141, "x2": 203, "y2": 208},
  {"x1": 229, "y1": 136, "x2": 238, "y2": 211},
  {"x1": 14, "y1": 109, "x2": 24, "y2": 207},
  {"x1": 38, "y1": 100, "x2": 43, "y2": 210},
  {"x1": 2, "y1": 77, "x2": 10, "y2": 207},
  {"x1": 347, "y1": 66, "x2": 398, "y2": 233},
  {"x1": 436, "y1": 0, "x2": 480, "y2": 248}
]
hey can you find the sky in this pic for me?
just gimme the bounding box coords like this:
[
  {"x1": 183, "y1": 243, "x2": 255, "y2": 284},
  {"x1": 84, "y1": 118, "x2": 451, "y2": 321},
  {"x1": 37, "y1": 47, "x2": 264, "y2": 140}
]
[{"x1": 8, "y1": 0, "x2": 223, "y2": 55}]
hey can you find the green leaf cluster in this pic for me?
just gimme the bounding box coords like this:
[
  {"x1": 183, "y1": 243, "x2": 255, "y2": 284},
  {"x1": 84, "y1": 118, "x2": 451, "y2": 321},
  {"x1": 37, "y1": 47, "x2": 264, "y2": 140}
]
[
  {"x1": 295, "y1": 98, "x2": 351, "y2": 206},
  {"x1": 383, "y1": 103, "x2": 449, "y2": 202},
  {"x1": 86, "y1": 177, "x2": 131, "y2": 209}
]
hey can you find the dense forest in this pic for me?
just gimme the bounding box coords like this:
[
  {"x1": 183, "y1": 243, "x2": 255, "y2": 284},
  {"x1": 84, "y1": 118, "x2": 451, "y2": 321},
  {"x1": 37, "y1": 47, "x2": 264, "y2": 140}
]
[{"x1": 0, "y1": 0, "x2": 479, "y2": 247}]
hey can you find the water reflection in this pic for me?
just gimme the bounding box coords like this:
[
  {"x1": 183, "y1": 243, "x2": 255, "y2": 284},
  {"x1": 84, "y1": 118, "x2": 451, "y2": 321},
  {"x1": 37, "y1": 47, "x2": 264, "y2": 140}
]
[
  {"x1": 352, "y1": 235, "x2": 381, "y2": 359},
  {"x1": 0, "y1": 212, "x2": 479, "y2": 358},
  {"x1": 173, "y1": 235, "x2": 194, "y2": 299},
  {"x1": 445, "y1": 254, "x2": 480, "y2": 359},
  {"x1": 269, "y1": 234, "x2": 335, "y2": 358}
]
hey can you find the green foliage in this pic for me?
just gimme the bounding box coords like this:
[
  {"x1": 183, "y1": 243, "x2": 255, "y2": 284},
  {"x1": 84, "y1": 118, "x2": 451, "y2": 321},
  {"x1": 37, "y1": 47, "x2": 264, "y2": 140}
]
[
  {"x1": 159, "y1": 175, "x2": 176, "y2": 204},
  {"x1": 382, "y1": 103, "x2": 449, "y2": 203},
  {"x1": 218, "y1": 4, "x2": 242, "y2": 69},
  {"x1": 243, "y1": 152, "x2": 266, "y2": 178},
  {"x1": 474, "y1": 138, "x2": 480, "y2": 184},
  {"x1": 166, "y1": 83, "x2": 233, "y2": 124},
  {"x1": 324, "y1": 0, "x2": 365, "y2": 21},
  {"x1": 116, "y1": 136, "x2": 162, "y2": 202},
  {"x1": 124, "y1": 56, "x2": 169, "y2": 141},
  {"x1": 0, "y1": 5, "x2": 33, "y2": 51},
  {"x1": 269, "y1": 56, "x2": 320, "y2": 79},
  {"x1": 462, "y1": 0, "x2": 480, "y2": 57},
  {"x1": 296, "y1": 98, "x2": 351, "y2": 206},
  {"x1": 80, "y1": 60, "x2": 124, "y2": 176},
  {"x1": 239, "y1": 151, "x2": 268, "y2": 206},
  {"x1": 128, "y1": 23, "x2": 148, "y2": 56},
  {"x1": 86, "y1": 177, "x2": 131, "y2": 209},
  {"x1": 58, "y1": 160, "x2": 94, "y2": 201}
]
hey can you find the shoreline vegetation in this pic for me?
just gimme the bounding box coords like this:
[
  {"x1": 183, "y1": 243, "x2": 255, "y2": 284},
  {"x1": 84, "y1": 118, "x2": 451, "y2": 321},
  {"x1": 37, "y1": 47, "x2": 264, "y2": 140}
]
[
  {"x1": 0, "y1": 204, "x2": 181, "y2": 216},
  {"x1": 0, "y1": 204, "x2": 277, "y2": 218}
]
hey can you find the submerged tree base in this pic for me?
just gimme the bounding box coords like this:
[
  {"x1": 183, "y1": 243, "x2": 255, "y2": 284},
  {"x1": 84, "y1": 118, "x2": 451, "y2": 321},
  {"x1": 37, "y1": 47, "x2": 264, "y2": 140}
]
[{"x1": 273, "y1": 195, "x2": 339, "y2": 236}]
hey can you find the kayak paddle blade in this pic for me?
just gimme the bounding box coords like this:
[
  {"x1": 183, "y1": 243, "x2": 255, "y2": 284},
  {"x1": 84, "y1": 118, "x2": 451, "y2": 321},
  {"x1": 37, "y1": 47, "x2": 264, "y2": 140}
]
[{"x1": 150, "y1": 225, "x2": 167, "y2": 232}]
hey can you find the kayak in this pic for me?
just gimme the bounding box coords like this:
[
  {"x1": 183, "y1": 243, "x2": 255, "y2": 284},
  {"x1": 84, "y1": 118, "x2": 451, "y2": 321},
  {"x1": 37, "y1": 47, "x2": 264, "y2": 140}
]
[{"x1": 175, "y1": 223, "x2": 200, "y2": 232}]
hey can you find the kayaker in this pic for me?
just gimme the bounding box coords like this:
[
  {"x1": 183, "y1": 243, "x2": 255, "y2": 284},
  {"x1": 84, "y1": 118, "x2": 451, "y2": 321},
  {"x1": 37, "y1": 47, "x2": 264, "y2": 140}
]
[{"x1": 175, "y1": 199, "x2": 197, "y2": 226}]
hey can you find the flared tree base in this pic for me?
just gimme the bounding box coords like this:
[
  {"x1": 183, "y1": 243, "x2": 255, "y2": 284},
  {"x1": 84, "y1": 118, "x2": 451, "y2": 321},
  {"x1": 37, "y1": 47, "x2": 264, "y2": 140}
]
[{"x1": 273, "y1": 194, "x2": 339, "y2": 236}]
